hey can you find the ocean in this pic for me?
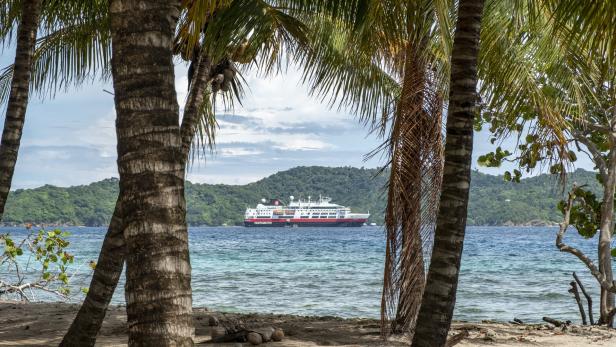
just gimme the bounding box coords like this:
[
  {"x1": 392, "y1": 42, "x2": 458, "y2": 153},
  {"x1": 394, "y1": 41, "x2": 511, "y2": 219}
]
[{"x1": 0, "y1": 226, "x2": 609, "y2": 323}]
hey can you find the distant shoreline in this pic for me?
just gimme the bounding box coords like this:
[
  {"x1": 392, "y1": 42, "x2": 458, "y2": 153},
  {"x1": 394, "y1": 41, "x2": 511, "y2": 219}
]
[
  {"x1": 0, "y1": 222, "x2": 561, "y2": 229},
  {"x1": 2, "y1": 167, "x2": 600, "y2": 230}
]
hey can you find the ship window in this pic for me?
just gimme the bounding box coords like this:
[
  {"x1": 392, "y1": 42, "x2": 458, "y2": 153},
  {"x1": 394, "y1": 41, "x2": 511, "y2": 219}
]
[{"x1": 301, "y1": 216, "x2": 309, "y2": 218}]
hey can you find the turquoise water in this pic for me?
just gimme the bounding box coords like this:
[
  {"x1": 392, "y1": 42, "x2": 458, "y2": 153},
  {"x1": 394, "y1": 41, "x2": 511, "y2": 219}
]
[{"x1": 0, "y1": 226, "x2": 611, "y2": 323}]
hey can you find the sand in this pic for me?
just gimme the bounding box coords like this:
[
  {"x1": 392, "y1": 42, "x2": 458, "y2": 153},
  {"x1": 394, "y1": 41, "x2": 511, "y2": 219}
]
[{"x1": 0, "y1": 301, "x2": 615, "y2": 346}]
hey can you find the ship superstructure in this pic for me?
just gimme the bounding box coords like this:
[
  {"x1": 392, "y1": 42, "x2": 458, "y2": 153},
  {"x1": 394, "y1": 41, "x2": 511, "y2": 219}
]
[{"x1": 244, "y1": 196, "x2": 369, "y2": 227}]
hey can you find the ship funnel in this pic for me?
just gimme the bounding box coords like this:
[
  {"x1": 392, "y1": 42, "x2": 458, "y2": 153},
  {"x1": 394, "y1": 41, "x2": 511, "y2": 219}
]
[
  {"x1": 289, "y1": 195, "x2": 294, "y2": 201},
  {"x1": 261, "y1": 198, "x2": 266, "y2": 203}
]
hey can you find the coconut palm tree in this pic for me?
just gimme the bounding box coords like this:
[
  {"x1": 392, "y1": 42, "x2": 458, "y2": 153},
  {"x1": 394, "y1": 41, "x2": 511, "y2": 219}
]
[
  {"x1": 61, "y1": 2, "x2": 404, "y2": 345},
  {"x1": 409, "y1": 0, "x2": 604, "y2": 343},
  {"x1": 0, "y1": 0, "x2": 43, "y2": 219},
  {"x1": 107, "y1": 0, "x2": 196, "y2": 344},
  {"x1": 60, "y1": 16, "x2": 220, "y2": 347},
  {"x1": 411, "y1": 0, "x2": 485, "y2": 345},
  {"x1": 61, "y1": 1, "x2": 366, "y2": 344}
]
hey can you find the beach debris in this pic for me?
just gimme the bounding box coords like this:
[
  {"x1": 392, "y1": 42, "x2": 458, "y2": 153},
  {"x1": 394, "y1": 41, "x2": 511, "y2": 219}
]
[
  {"x1": 572, "y1": 272, "x2": 594, "y2": 325},
  {"x1": 208, "y1": 316, "x2": 219, "y2": 326},
  {"x1": 542, "y1": 316, "x2": 565, "y2": 327},
  {"x1": 205, "y1": 324, "x2": 284, "y2": 344},
  {"x1": 445, "y1": 330, "x2": 468, "y2": 347},
  {"x1": 210, "y1": 326, "x2": 226, "y2": 339},
  {"x1": 569, "y1": 280, "x2": 587, "y2": 325},
  {"x1": 247, "y1": 332, "x2": 263, "y2": 345},
  {"x1": 272, "y1": 328, "x2": 285, "y2": 341},
  {"x1": 254, "y1": 327, "x2": 274, "y2": 342},
  {"x1": 481, "y1": 328, "x2": 497, "y2": 341},
  {"x1": 543, "y1": 323, "x2": 555, "y2": 330}
]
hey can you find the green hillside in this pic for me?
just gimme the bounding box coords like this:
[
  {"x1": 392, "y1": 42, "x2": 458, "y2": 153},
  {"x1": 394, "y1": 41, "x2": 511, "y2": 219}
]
[
  {"x1": 467, "y1": 168, "x2": 600, "y2": 226},
  {"x1": 1, "y1": 166, "x2": 601, "y2": 227}
]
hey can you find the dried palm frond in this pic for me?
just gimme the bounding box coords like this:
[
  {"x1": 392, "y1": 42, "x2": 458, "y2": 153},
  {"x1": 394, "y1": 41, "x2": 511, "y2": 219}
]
[{"x1": 377, "y1": 43, "x2": 444, "y2": 337}]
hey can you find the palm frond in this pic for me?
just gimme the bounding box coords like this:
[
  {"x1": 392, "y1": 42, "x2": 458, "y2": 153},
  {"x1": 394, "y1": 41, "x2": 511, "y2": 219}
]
[
  {"x1": 378, "y1": 43, "x2": 444, "y2": 337},
  {"x1": 0, "y1": 0, "x2": 21, "y2": 48},
  {"x1": 200, "y1": 0, "x2": 309, "y2": 75},
  {"x1": 543, "y1": 0, "x2": 616, "y2": 67},
  {"x1": 0, "y1": 0, "x2": 111, "y2": 104},
  {"x1": 0, "y1": 66, "x2": 13, "y2": 105},
  {"x1": 293, "y1": 16, "x2": 400, "y2": 131},
  {"x1": 190, "y1": 92, "x2": 219, "y2": 163},
  {"x1": 31, "y1": 18, "x2": 111, "y2": 100}
]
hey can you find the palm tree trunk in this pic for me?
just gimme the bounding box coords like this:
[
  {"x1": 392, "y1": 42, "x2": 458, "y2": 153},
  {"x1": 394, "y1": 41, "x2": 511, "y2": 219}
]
[
  {"x1": 59, "y1": 199, "x2": 125, "y2": 346},
  {"x1": 109, "y1": 0, "x2": 193, "y2": 345},
  {"x1": 61, "y1": 41, "x2": 214, "y2": 347},
  {"x1": 180, "y1": 53, "x2": 212, "y2": 160},
  {"x1": 411, "y1": 0, "x2": 485, "y2": 346},
  {"x1": 0, "y1": 0, "x2": 42, "y2": 218}
]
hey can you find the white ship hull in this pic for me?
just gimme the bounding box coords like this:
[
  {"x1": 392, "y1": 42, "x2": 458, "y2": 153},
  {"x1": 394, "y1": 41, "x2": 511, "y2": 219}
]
[{"x1": 244, "y1": 196, "x2": 369, "y2": 227}]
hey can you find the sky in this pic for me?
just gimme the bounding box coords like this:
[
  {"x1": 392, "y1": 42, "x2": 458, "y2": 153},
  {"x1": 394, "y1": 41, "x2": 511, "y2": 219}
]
[{"x1": 0, "y1": 51, "x2": 594, "y2": 190}]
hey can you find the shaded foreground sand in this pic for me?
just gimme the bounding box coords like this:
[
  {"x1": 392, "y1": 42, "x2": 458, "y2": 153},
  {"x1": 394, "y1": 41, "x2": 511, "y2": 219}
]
[{"x1": 1, "y1": 301, "x2": 615, "y2": 346}]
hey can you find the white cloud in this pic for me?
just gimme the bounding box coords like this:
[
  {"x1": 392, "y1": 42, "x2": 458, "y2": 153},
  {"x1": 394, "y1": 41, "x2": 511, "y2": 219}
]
[
  {"x1": 272, "y1": 138, "x2": 331, "y2": 151},
  {"x1": 186, "y1": 171, "x2": 264, "y2": 185},
  {"x1": 7, "y1": 61, "x2": 383, "y2": 189},
  {"x1": 218, "y1": 147, "x2": 263, "y2": 157}
]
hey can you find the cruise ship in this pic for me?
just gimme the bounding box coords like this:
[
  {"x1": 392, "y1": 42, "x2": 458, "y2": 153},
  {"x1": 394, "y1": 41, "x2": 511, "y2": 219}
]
[{"x1": 244, "y1": 196, "x2": 370, "y2": 227}]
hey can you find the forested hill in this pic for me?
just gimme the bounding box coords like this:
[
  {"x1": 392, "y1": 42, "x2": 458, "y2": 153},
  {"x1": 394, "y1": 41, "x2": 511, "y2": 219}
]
[{"x1": 2, "y1": 166, "x2": 601, "y2": 227}]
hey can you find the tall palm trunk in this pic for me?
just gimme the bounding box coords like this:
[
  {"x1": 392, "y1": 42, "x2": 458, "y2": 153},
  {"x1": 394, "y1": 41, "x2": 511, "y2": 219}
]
[
  {"x1": 411, "y1": 0, "x2": 485, "y2": 346},
  {"x1": 59, "y1": 200, "x2": 125, "y2": 346},
  {"x1": 109, "y1": 0, "x2": 193, "y2": 345},
  {"x1": 0, "y1": 0, "x2": 42, "y2": 218},
  {"x1": 61, "y1": 37, "x2": 213, "y2": 347},
  {"x1": 598, "y1": 136, "x2": 616, "y2": 326}
]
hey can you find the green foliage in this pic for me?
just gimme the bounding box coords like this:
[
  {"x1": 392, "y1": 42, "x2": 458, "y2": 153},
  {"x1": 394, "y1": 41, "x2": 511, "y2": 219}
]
[
  {"x1": 557, "y1": 186, "x2": 601, "y2": 238},
  {"x1": 477, "y1": 147, "x2": 512, "y2": 168},
  {"x1": 4, "y1": 167, "x2": 388, "y2": 226},
  {"x1": 3, "y1": 178, "x2": 119, "y2": 226},
  {"x1": 1, "y1": 166, "x2": 605, "y2": 227},
  {"x1": 0, "y1": 229, "x2": 79, "y2": 300}
]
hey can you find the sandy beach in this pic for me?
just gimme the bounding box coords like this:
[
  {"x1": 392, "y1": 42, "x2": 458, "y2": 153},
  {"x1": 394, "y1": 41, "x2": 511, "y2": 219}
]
[{"x1": 0, "y1": 301, "x2": 615, "y2": 346}]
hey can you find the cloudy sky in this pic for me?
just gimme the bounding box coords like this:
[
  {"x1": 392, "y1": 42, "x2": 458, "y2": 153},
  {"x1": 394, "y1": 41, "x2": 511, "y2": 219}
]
[{"x1": 0, "y1": 50, "x2": 592, "y2": 190}]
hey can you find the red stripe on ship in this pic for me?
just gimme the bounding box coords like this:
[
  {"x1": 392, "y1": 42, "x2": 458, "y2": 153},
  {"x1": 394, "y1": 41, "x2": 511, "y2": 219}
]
[{"x1": 245, "y1": 218, "x2": 367, "y2": 223}]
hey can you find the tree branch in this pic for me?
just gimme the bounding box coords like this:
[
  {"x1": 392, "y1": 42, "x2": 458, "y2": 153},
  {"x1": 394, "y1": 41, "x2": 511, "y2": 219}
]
[
  {"x1": 571, "y1": 130, "x2": 607, "y2": 180},
  {"x1": 556, "y1": 189, "x2": 616, "y2": 293},
  {"x1": 0, "y1": 278, "x2": 68, "y2": 301},
  {"x1": 569, "y1": 280, "x2": 587, "y2": 325},
  {"x1": 573, "y1": 272, "x2": 594, "y2": 325},
  {"x1": 575, "y1": 118, "x2": 610, "y2": 133}
]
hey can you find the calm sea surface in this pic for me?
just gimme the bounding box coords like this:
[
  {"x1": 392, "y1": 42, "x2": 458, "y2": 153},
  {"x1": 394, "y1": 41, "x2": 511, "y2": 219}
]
[{"x1": 1, "y1": 226, "x2": 611, "y2": 323}]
